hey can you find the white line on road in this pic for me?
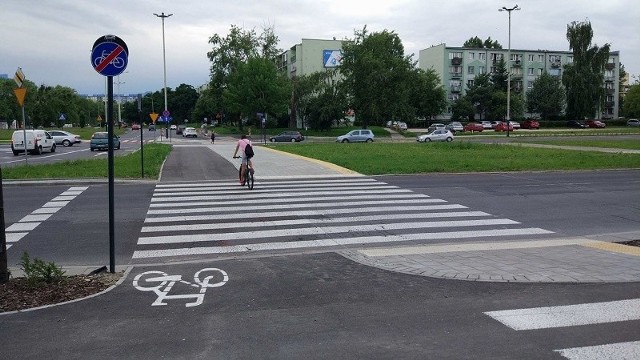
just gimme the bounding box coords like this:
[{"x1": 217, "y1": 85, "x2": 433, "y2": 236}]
[
  {"x1": 150, "y1": 188, "x2": 414, "y2": 202},
  {"x1": 555, "y1": 341, "x2": 640, "y2": 360}
]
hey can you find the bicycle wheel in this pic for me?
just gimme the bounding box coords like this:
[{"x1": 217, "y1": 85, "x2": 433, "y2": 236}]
[
  {"x1": 238, "y1": 165, "x2": 245, "y2": 186},
  {"x1": 246, "y1": 168, "x2": 254, "y2": 190}
]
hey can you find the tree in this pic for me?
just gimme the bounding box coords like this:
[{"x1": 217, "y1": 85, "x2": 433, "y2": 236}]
[
  {"x1": 618, "y1": 63, "x2": 627, "y2": 117},
  {"x1": 410, "y1": 68, "x2": 447, "y2": 121},
  {"x1": 450, "y1": 97, "x2": 475, "y2": 121},
  {"x1": 463, "y1": 36, "x2": 502, "y2": 49},
  {"x1": 340, "y1": 27, "x2": 415, "y2": 128},
  {"x1": 466, "y1": 73, "x2": 493, "y2": 120},
  {"x1": 490, "y1": 59, "x2": 508, "y2": 92},
  {"x1": 623, "y1": 84, "x2": 640, "y2": 118},
  {"x1": 526, "y1": 72, "x2": 565, "y2": 119},
  {"x1": 562, "y1": 20, "x2": 610, "y2": 119},
  {"x1": 223, "y1": 57, "x2": 291, "y2": 126}
]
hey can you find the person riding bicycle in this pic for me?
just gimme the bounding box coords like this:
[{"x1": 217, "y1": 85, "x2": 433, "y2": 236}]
[{"x1": 232, "y1": 134, "x2": 254, "y2": 184}]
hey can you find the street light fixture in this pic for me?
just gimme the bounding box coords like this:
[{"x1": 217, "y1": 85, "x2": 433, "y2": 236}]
[
  {"x1": 499, "y1": 4, "x2": 520, "y2": 138},
  {"x1": 154, "y1": 11, "x2": 172, "y2": 139}
]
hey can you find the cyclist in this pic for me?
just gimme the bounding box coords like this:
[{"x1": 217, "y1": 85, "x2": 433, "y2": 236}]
[{"x1": 232, "y1": 135, "x2": 254, "y2": 184}]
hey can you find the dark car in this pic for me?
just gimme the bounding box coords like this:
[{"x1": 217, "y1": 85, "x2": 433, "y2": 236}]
[
  {"x1": 270, "y1": 131, "x2": 305, "y2": 143},
  {"x1": 567, "y1": 120, "x2": 587, "y2": 128},
  {"x1": 521, "y1": 119, "x2": 540, "y2": 129},
  {"x1": 176, "y1": 125, "x2": 186, "y2": 135},
  {"x1": 90, "y1": 132, "x2": 120, "y2": 151}
]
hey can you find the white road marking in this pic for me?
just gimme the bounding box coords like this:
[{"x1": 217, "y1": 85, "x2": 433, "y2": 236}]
[
  {"x1": 132, "y1": 228, "x2": 554, "y2": 258},
  {"x1": 152, "y1": 185, "x2": 400, "y2": 196},
  {"x1": 555, "y1": 341, "x2": 640, "y2": 360},
  {"x1": 6, "y1": 222, "x2": 40, "y2": 232},
  {"x1": 484, "y1": 298, "x2": 640, "y2": 330},
  {"x1": 6, "y1": 232, "x2": 27, "y2": 242},
  {"x1": 150, "y1": 188, "x2": 414, "y2": 202},
  {"x1": 153, "y1": 178, "x2": 378, "y2": 188}
]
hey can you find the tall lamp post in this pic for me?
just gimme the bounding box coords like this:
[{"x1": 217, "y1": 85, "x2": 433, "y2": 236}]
[
  {"x1": 154, "y1": 11, "x2": 172, "y2": 139},
  {"x1": 499, "y1": 4, "x2": 520, "y2": 137}
]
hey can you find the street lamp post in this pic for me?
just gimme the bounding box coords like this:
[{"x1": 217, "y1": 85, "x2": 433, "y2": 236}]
[
  {"x1": 154, "y1": 11, "x2": 172, "y2": 140},
  {"x1": 499, "y1": 4, "x2": 520, "y2": 138},
  {"x1": 116, "y1": 75, "x2": 126, "y2": 126}
]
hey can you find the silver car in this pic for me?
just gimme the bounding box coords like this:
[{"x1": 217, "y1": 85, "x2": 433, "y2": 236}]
[
  {"x1": 417, "y1": 129, "x2": 454, "y2": 142},
  {"x1": 336, "y1": 129, "x2": 375, "y2": 143},
  {"x1": 48, "y1": 130, "x2": 81, "y2": 147}
]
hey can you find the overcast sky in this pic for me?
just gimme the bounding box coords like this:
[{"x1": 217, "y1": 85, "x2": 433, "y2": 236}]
[{"x1": 2, "y1": 0, "x2": 638, "y2": 96}]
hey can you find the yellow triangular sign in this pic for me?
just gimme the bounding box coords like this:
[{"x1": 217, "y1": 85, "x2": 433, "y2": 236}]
[
  {"x1": 149, "y1": 112, "x2": 158, "y2": 123},
  {"x1": 13, "y1": 88, "x2": 27, "y2": 107}
]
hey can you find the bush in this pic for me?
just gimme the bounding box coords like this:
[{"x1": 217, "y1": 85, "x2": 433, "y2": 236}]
[{"x1": 19, "y1": 251, "x2": 65, "y2": 286}]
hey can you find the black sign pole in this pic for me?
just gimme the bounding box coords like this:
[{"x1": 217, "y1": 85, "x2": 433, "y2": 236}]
[{"x1": 107, "y1": 76, "x2": 115, "y2": 273}]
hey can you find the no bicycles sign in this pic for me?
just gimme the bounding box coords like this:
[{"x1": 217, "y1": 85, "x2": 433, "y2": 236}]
[{"x1": 91, "y1": 35, "x2": 128, "y2": 77}]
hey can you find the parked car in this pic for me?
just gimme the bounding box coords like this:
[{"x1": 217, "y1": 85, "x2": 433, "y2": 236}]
[
  {"x1": 270, "y1": 131, "x2": 305, "y2": 142},
  {"x1": 494, "y1": 122, "x2": 514, "y2": 132},
  {"x1": 170, "y1": 124, "x2": 177, "y2": 130},
  {"x1": 586, "y1": 120, "x2": 606, "y2": 128},
  {"x1": 509, "y1": 121, "x2": 521, "y2": 129},
  {"x1": 336, "y1": 129, "x2": 374, "y2": 143},
  {"x1": 417, "y1": 129, "x2": 454, "y2": 142},
  {"x1": 427, "y1": 123, "x2": 446, "y2": 132},
  {"x1": 148, "y1": 124, "x2": 156, "y2": 131},
  {"x1": 11, "y1": 130, "x2": 56, "y2": 155},
  {"x1": 463, "y1": 122, "x2": 484, "y2": 132},
  {"x1": 490, "y1": 121, "x2": 503, "y2": 129},
  {"x1": 445, "y1": 122, "x2": 464, "y2": 133},
  {"x1": 183, "y1": 127, "x2": 197, "y2": 138},
  {"x1": 176, "y1": 125, "x2": 186, "y2": 135},
  {"x1": 131, "y1": 124, "x2": 141, "y2": 130},
  {"x1": 48, "y1": 130, "x2": 81, "y2": 147},
  {"x1": 89, "y1": 132, "x2": 120, "y2": 151},
  {"x1": 567, "y1": 120, "x2": 587, "y2": 128},
  {"x1": 481, "y1": 121, "x2": 493, "y2": 129},
  {"x1": 628, "y1": 119, "x2": 640, "y2": 127},
  {"x1": 397, "y1": 122, "x2": 408, "y2": 131},
  {"x1": 521, "y1": 119, "x2": 540, "y2": 129}
]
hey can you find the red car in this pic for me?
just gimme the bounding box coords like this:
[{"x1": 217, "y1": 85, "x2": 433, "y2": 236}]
[
  {"x1": 586, "y1": 120, "x2": 606, "y2": 128},
  {"x1": 494, "y1": 122, "x2": 514, "y2": 132},
  {"x1": 521, "y1": 119, "x2": 540, "y2": 129},
  {"x1": 131, "y1": 124, "x2": 141, "y2": 130},
  {"x1": 463, "y1": 122, "x2": 484, "y2": 132}
]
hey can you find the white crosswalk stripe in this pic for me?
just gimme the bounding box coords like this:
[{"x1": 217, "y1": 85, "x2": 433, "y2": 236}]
[
  {"x1": 133, "y1": 177, "x2": 554, "y2": 260},
  {"x1": 485, "y1": 299, "x2": 640, "y2": 359}
]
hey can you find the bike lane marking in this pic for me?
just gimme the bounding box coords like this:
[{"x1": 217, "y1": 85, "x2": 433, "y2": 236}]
[{"x1": 133, "y1": 268, "x2": 229, "y2": 307}]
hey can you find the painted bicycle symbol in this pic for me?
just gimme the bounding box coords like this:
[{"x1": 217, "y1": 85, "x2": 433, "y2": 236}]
[
  {"x1": 133, "y1": 268, "x2": 228, "y2": 307},
  {"x1": 93, "y1": 50, "x2": 125, "y2": 69}
]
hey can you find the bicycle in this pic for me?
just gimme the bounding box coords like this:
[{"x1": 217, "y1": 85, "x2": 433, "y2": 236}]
[{"x1": 233, "y1": 156, "x2": 255, "y2": 190}]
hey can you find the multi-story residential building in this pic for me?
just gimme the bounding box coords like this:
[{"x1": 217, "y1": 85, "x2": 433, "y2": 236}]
[
  {"x1": 419, "y1": 43, "x2": 621, "y2": 120},
  {"x1": 277, "y1": 38, "x2": 344, "y2": 78}
]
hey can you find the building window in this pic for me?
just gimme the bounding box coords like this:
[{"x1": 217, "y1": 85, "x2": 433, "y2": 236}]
[
  {"x1": 450, "y1": 66, "x2": 462, "y2": 75},
  {"x1": 511, "y1": 67, "x2": 522, "y2": 76},
  {"x1": 538, "y1": 54, "x2": 544, "y2": 62},
  {"x1": 549, "y1": 68, "x2": 561, "y2": 76},
  {"x1": 528, "y1": 54, "x2": 534, "y2": 61},
  {"x1": 479, "y1": 66, "x2": 485, "y2": 74},
  {"x1": 527, "y1": 81, "x2": 534, "y2": 89},
  {"x1": 469, "y1": 52, "x2": 475, "y2": 60},
  {"x1": 528, "y1": 67, "x2": 535, "y2": 75},
  {"x1": 478, "y1": 53, "x2": 486, "y2": 60},
  {"x1": 490, "y1": 66, "x2": 497, "y2": 74},
  {"x1": 449, "y1": 52, "x2": 462, "y2": 60},
  {"x1": 467, "y1": 79, "x2": 474, "y2": 88},
  {"x1": 537, "y1": 68, "x2": 543, "y2": 76},
  {"x1": 567, "y1": 56, "x2": 573, "y2": 63},
  {"x1": 468, "y1": 66, "x2": 474, "y2": 74}
]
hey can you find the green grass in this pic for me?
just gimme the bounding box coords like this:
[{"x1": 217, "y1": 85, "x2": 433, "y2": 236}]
[
  {"x1": 270, "y1": 142, "x2": 640, "y2": 175},
  {"x1": 2, "y1": 143, "x2": 172, "y2": 179},
  {"x1": 518, "y1": 139, "x2": 640, "y2": 150}
]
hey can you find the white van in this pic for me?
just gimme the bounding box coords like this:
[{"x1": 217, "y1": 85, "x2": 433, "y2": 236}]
[{"x1": 11, "y1": 130, "x2": 56, "y2": 155}]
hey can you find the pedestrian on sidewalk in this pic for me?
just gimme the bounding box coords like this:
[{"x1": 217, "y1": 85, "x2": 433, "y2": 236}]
[{"x1": 210, "y1": 131, "x2": 215, "y2": 144}]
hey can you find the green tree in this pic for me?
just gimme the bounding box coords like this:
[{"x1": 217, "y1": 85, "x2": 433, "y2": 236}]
[
  {"x1": 340, "y1": 27, "x2": 415, "y2": 127},
  {"x1": 623, "y1": 84, "x2": 640, "y2": 118},
  {"x1": 466, "y1": 73, "x2": 493, "y2": 120},
  {"x1": 450, "y1": 96, "x2": 475, "y2": 121},
  {"x1": 526, "y1": 72, "x2": 565, "y2": 119},
  {"x1": 618, "y1": 63, "x2": 626, "y2": 117},
  {"x1": 562, "y1": 20, "x2": 610, "y2": 119},
  {"x1": 491, "y1": 59, "x2": 508, "y2": 92},
  {"x1": 410, "y1": 68, "x2": 447, "y2": 121},
  {"x1": 223, "y1": 57, "x2": 291, "y2": 126},
  {"x1": 463, "y1": 36, "x2": 502, "y2": 49}
]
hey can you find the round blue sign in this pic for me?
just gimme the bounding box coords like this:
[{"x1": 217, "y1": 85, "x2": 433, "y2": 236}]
[{"x1": 91, "y1": 35, "x2": 128, "y2": 77}]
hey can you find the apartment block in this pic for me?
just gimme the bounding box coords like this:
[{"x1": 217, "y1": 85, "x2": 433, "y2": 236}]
[
  {"x1": 419, "y1": 43, "x2": 620, "y2": 120},
  {"x1": 277, "y1": 38, "x2": 344, "y2": 78}
]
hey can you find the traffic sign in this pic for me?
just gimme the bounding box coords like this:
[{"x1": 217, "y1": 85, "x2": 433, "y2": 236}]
[
  {"x1": 91, "y1": 35, "x2": 128, "y2": 77},
  {"x1": 14, "y1": 68, "x2": 25, "y2": 88},
  {"x1": 13, "y1": 88, "x2": 26, "y2": 107},
  {"x1": 149, "y1": 112, "x2": 159, "y2": 123},
  {"x1": 162, "y1": 110, "x2": 170, "y2": 117}
]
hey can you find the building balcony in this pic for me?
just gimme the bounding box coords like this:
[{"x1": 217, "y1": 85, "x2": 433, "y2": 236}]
[
  {"x1": 605, "y1": 101, "x2": 615, "y2": 107},
  {"x1": 450, "y1": 86, "x2": 462, "y2": 93},
  {"x1": 550, "y1": 61, "x2": 561, "y2": 68},
  {"x1": 512, "y1": 60, "x2": 522, "y2": 67},
  {"x1": 605, "y1": 63, "x2": 615, "y2": 70},
  {"x1": 450, "y1": 72, "x2": 462, "y2": 78},
  {"x1": 606, "y1": 88, "x2": 615, "y2": 94},
  {"x1": 604, "y1": 76, "x2": 615, "y2": 82},
  {"x1": 510, "y1": 73, "x2": 523, "y2": 79},
  {"x1": 451, "y1": 57, "x2": 462, "y2": 65}
]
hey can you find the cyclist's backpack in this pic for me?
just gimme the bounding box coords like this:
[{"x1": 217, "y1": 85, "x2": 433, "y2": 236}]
[{"x1": 244, "y1": 142, "x2": 254, "y2": 159}]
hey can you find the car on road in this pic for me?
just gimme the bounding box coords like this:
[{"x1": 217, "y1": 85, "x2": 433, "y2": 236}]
[
  {"x1": 397, "y1": 122, "x2": 408, "y2": 131},
  {"x1": 481, "y1": 121, "x2": 493, "y2": 129},
  {"x1": 182, "y1": 127, "x2": 197, "y2": 138},
  {"x1": 463, "y1": 122, "x2": 484, "y2": 132},
  {"x1": 628, "y1": 119, "x2": 640, "y2": 127},
  {"x1": 270, "y1": 131, "x2": 305, "y2": 143},
  {"x1": 445, "y1": 122, "x2": 464, "y2": 133},
  {"x1": 586, "y1": 120, "x2": 606, "y2": 128},
  {"x1": 416, "y1": 129, "x2": 454, "y2": 142},
  {"x1": 567, "y1": 120, "x2": 587, "y2": 128},
  {"x1": 148, "y1": 124, "x2": 156, "y2": 131},
  {"x1": 89, "y1": 132, "x2": 120, "y2": 151},
  {"x1": 11, "y1": 129, "x2": 56, "y2": 155},
  {"x1": 176, "y1": 125, "x2": 186, "y2": 135},
  {"x1": 521, "y1": 119, "x2": 540, "y2": 129},
  {"x1": 336, "y1": 129, "x2": 374, "y2": 143},
  {"x1": 494, "y1": 122, "x2": 514, "y2": 132},
  {"x1": 131, "y1": 124, "x2": 141, "y2": 130},
  {"x1": 48, "y1": 130, "x2": 81, "y2": 147},
  {"x1": 170, "y1": 124, "x2": 177, "y2": 130}
]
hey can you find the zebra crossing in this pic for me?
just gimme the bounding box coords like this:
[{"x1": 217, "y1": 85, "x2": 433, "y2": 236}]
[
  {"x1": 132, "y1": 177, "x2": 554, "y2": 260},
  {"x1": 485, "y1": 299, "x2": 640, "y2": 359}
]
